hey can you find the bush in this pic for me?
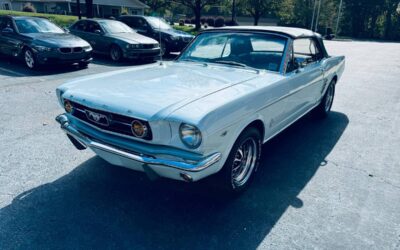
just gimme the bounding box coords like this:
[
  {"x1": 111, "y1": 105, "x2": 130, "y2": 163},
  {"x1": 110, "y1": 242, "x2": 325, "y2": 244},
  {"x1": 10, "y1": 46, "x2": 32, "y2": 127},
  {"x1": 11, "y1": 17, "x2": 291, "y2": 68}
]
[
  {"x1": 190, "y1": 18, "x2": 196, "y2": 24},
  {"x1": 206, "y1": 17, "x2": 215, "y2": 27},
  {"x1": 184, "y1": 19, "x2": 191, "y2": 24},
  {"x1": 179, "y1": 19, "x2": 184, "y2": 26},
  {"x1": 0, "y1": 10, "x2": 77, "y2": 27},
  {"x1": 22, "y1": 3, "x2": 36, "y2": 13},
  {"x1": 214, "y1": 16, "x2": 225, "y2": 27},
  {"x1": 200, "y1": 17, "x2": 206, "y2": 25}
]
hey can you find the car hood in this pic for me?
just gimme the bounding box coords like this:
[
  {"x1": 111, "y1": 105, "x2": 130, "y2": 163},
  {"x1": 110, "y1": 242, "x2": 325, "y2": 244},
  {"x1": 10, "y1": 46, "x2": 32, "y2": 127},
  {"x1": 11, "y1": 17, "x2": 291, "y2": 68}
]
[
  {"x1": 109, "y1": 32, "x2": 157, "y2": 44},
  {"x1": 158, "y1": 28, "x2": 194, "y2": 38},
  {"x1": 25, "y1": 33, "x2": 89, "y2": 47},
  {"x1": 59, "y1": 62, "x2": 260, "y2": 121}
]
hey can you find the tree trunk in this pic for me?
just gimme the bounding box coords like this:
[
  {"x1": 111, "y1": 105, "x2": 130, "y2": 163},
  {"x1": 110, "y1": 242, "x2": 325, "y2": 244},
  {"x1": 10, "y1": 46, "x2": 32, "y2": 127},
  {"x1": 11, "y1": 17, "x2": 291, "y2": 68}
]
[
  {"x1": 194, "y1": 0, "x2": 202, "y2": 30},
  {"x1": 384, "y1": 10, "x2": 392, "y2": 39},
  {"x1": 86, "y1": 0, "x2": 94, "y2": 18},
  {"x1": 76, "y1": 0, "x2": 81, "y2": 19},
  {"x1": 231, "y1": 0, "x2": 236, "y2": 23},
  {"x1": 253, "y1": 13, "x2": 260, "y2": 26}
]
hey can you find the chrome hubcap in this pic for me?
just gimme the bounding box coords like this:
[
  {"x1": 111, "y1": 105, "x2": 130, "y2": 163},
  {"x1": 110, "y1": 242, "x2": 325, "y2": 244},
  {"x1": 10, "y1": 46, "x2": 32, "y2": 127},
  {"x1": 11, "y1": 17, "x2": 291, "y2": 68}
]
[
  {"x1": 111, "y1": 47, "x2": 121, "y2": 61},
  {"x1": 325, "y1": 84, "x2": 334, "y2": 112},
  {"x1": 25, "y1": 50, "x2": 34, "y2": 68},
  {"x1": 231, "y1": 138, "x2": 258, "y2": 187}
]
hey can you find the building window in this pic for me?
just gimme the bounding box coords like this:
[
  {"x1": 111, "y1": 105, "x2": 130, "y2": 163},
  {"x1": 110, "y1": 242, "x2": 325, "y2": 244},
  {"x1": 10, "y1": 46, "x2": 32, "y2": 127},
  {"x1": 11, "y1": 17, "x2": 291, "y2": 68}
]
[{"x1": 4, "y1": 3, "x2": 11, "y2": 10}]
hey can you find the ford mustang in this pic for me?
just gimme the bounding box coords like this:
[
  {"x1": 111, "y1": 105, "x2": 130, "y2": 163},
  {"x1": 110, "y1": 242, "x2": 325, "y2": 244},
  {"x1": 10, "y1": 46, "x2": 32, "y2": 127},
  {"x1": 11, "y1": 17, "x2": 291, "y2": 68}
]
[{"x1": 55, "y1": 26, "x2": 345, "y2": 193}]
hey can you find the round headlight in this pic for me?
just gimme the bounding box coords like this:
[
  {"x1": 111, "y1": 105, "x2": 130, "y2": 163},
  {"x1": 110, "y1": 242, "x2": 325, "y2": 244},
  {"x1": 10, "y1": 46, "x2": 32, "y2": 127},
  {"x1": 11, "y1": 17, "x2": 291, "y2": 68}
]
[
  {"x1": 131, "y1": 120, "x2": 148, "y2": 138},
  {"x1": 64, "y1": 100, "x2": 73, "y2": 113},
  {"x1": 179, "y1": 123, "x2": 202, "y2": 149}
]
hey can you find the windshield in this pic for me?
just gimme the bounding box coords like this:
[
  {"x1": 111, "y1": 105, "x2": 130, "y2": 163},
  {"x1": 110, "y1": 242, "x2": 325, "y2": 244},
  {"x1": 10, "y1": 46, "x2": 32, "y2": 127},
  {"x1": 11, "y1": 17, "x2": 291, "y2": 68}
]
[
  {"x1": 145, "y1": 17, "x2": 172, "y2": 30},
  {"x1": 15, "y1": 18, "x2": 64, "y2": 34},
  {"x1": 178, "y1": 32, "x2": 287, "y2": 72},
  {"x1": 98, "y1": 20, "x2": 133, "y2": 33}
]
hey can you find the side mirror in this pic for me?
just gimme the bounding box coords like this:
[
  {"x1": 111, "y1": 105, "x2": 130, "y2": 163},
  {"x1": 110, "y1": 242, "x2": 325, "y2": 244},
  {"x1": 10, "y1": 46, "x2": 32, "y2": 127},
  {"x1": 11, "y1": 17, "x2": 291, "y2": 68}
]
[
  {"x1": 94, "y1": 29, "x2": 102, "y2": 35},
  {"x1": 294, "y1": 57, "x2": 307, "y2": 69},
  {"x1": 1, "y1": 27, "x2": 14, "y2": 34}
]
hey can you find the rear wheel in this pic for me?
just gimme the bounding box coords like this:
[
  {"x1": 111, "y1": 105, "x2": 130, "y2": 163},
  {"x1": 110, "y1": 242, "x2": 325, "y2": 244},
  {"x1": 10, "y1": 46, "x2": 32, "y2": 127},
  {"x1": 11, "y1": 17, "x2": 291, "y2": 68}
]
[
  {"x1": 24, "y1": 48, "x2": 37, "y2": 69},
  {"x1": 215, "y1": 127, "x2": 262, "y2": 193},
  {"x1": 110, "y1": 44, "x2": 123, "y2": 62},
  {"x1": 314, "y1": 79, "x2": 336, "y2": 119}
]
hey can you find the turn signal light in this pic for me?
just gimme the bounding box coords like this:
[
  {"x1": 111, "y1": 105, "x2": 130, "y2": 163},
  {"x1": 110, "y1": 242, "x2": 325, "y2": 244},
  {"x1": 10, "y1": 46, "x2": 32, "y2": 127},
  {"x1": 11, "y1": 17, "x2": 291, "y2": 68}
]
[
  {"x1": 64, "y1": 100, "x2": 73, "y2": 113},
  {"x1": 131, "y1": 120, "x2": 148, "y2": 138}
]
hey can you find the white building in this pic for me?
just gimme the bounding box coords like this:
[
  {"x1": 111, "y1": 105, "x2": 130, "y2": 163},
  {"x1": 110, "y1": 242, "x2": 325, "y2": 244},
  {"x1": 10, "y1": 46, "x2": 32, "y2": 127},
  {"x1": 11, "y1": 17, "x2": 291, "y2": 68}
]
[{"x1": 2, "y1": 0, "x2": 149, "y2": 17}]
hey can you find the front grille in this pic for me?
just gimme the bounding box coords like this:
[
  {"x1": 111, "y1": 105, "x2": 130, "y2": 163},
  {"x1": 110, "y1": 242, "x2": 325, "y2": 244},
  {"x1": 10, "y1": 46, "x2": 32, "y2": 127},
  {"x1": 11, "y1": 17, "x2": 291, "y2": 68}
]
[
  {"x1": 73, "y1": 47, "x2": 83, "y2": 53},
  {"x1": 69, "y1": 100, "x2": 152, "y2": 140},
  {"x1": 59, "y1": 47, "x2": 83, "y2": 53},
  {"x1": 60, "y1": 47, "x2": 72, "y2": 53}
]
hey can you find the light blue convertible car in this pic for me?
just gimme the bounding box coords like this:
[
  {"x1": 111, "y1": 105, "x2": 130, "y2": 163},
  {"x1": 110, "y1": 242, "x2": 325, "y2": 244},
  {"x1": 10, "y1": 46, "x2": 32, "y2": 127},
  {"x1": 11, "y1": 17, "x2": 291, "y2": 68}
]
[{"x1": 56, "y1": 26, "x2": 345, "y2": 193}]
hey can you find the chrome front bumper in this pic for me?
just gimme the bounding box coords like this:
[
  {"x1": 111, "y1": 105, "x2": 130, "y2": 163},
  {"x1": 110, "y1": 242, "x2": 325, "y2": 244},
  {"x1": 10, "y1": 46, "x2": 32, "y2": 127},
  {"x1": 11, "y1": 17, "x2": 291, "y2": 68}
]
[{"x1": 55, "y1": 114, "x2": 222, "y2": 181}]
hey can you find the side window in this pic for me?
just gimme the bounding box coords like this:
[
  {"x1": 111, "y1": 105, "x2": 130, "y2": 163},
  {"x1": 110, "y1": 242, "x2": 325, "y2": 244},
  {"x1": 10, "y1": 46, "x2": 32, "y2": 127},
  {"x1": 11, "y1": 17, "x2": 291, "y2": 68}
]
[
  {"x1": 86, "y1": 21, "x2": 102, "y2": 33},
  {"x1": 73, "y1": 21, "x2": 86, "y2": 32},
  {"x1": 293, "y1": 38, "x2": 320, "y2": 62},
  {"x1": 287, "y1": 38, "x2": 322, "y2": 73}
]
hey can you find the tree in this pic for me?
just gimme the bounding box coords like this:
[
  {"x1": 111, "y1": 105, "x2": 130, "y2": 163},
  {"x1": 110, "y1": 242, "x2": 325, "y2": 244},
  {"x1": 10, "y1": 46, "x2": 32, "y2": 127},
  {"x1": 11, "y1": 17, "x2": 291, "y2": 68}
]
[
  {"x1": 173, "y1": 0, "x2": 222, "y2": 30},
  {"x1": 143, "y1": 0, "x2": 169, "y2": 13},
  {"x1": 240, "y1": 0, "x2": 276, "y2": 25}
]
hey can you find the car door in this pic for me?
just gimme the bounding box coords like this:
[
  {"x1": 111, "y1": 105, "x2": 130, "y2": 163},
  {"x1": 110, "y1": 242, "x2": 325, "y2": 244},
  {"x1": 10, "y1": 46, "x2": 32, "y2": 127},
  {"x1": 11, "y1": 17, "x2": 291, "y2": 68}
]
[
  {"x1": 132, "y1": 17, "x2": 153, "y2": 38},
  {"x1": 85, "y1": 21, "x2": 108, "y2": 52},
  {"x1": 0, "y1": 17, "x2": 20, "y2": 56},
  {"x1": 70, "y1": 20, "x2": 89, "y2": 42},
  {"x1": 283, "y1": 38, "x2": 325, "y2": 122}
]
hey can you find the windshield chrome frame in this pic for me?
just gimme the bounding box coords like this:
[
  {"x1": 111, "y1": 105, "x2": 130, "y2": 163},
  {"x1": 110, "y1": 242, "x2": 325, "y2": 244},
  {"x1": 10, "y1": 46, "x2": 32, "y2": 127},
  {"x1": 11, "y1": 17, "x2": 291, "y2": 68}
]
[{"x1": 176, "y1": 30, "x2": 291, "y2": 75}]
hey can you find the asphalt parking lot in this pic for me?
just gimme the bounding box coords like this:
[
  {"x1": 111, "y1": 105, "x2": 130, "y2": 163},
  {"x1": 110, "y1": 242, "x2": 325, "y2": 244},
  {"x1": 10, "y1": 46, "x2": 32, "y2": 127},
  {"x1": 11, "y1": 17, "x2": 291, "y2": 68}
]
[{"x1": 0, "y1": 41, "x2": 399, "y2": 249}]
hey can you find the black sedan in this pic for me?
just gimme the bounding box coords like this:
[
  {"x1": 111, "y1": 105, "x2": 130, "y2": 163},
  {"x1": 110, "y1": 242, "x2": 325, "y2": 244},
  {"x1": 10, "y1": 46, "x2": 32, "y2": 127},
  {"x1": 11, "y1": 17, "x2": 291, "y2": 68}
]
[
  {"x1": 0, "y1": 15, "x2": 92, "y2": 69},
  {"x1": 118, "y1": 15, "x2": 194, "y2": 55},
  {"x1": 69, "y1": 19, "x2": 160, "y2": 62}
]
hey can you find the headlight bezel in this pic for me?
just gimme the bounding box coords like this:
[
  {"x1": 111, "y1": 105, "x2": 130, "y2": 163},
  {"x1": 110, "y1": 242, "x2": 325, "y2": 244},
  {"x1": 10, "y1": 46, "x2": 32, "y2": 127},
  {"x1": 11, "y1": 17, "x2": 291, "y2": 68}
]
[
  {"x1": 34, "y1": 45, "x2": 53, "y2": 52},
  {"x1": 179, "y1": 123, "x2": 202, "y2": 149},
  {"x1": 127, "y1": 43, "x2": 142, "y2": 49}
]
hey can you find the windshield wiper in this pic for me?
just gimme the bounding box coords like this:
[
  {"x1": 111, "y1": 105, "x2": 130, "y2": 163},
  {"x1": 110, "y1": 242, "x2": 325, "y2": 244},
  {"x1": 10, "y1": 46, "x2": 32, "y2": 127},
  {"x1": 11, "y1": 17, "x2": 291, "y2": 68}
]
[
  {"x1": 213, "y1": 60, "x2": 247, "y2": 68},
  {"x1": 213, "y1": 60, "x2": 261, "y2": 73}
]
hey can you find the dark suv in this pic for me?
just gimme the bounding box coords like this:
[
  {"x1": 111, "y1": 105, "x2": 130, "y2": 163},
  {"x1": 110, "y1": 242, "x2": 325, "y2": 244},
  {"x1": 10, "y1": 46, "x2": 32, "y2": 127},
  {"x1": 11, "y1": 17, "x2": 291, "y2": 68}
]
[
  {"x1": 0, "y1": 15, "x2": 92, "y2": 69},
  {"x1": 118, "y1": 15, "x2": 194, "y2": 55}
]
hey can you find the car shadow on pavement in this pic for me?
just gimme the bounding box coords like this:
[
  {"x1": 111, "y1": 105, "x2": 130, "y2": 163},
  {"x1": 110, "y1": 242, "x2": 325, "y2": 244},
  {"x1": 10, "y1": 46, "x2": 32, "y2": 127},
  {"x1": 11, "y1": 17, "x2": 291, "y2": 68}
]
[
  {"x1": 0, "y1": 55, "x2": 90, "y2": 77},
  {"x1": 0, "y1": 112, "x2": 349, "y2": 249}
]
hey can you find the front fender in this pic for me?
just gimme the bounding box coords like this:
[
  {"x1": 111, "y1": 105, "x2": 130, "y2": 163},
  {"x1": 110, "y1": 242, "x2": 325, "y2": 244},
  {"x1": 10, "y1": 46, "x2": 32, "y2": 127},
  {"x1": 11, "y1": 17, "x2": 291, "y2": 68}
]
[{"x1": 202, "y1": 113, "x2": 266, "y2": 173}]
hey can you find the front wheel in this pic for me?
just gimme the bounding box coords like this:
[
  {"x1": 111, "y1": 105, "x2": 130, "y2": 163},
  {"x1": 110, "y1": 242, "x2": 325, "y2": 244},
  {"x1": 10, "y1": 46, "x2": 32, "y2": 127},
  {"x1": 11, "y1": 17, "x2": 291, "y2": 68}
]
[
  {"x1": 24, "y1": 48, "x2": 37, "y2": 69},
  {"x1": 109, "y1": 45, "x2": 123, "y2": 62},
  {"x1": 215, "y1": 127, "x2": 262, "y2": 193},
  {"x1": 314, "y1": 80, "x2": 336, "y2": 119}
]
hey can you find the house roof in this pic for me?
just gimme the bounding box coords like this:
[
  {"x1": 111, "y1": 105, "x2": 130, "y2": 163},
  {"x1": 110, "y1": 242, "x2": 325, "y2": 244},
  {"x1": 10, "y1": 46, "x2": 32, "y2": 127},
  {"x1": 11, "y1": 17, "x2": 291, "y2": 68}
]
[{"x1": 207, "y1": 26, "x2": 321, "y2": 39}]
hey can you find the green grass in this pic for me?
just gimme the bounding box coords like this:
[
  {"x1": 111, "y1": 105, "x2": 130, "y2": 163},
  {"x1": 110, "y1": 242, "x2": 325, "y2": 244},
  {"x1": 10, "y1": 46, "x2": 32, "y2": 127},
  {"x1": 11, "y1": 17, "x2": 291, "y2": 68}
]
[
  {"x1": 173, "y1": 25, "x2": 199, "y2": 35},
  {"x1": 0, "y1": 10, "x2": 78, "y2": 27}
]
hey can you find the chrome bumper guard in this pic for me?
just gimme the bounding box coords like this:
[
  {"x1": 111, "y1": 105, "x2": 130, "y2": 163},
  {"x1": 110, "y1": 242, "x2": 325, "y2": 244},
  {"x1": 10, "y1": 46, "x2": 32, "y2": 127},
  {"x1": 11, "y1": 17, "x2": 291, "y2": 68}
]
[{"x1": 55, "y1": 114, "x2": 222, "y2": 173}]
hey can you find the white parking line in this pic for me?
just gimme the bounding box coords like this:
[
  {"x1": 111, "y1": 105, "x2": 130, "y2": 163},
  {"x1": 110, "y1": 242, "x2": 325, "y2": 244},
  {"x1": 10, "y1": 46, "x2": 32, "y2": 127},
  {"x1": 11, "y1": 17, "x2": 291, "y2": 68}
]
[{"x1": 0, "y1": 66, "x2": 27, "y2": 77}]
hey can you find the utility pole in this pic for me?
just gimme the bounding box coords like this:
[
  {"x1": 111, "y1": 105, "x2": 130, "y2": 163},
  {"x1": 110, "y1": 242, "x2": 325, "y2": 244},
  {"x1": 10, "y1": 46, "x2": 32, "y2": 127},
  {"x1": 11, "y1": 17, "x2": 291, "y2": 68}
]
[
  {"x1": 335, "y1": 0, "x2": 343, "y2": 35},
  {"x1": 77, "y1": 0, "x2": 81, "y2": 19},
  {"x1": 311, "y1": 0, "x2": 318, "y2": 30},
  {"x1": 315, "y1": 0, "x2": 322, "y2": 32}
]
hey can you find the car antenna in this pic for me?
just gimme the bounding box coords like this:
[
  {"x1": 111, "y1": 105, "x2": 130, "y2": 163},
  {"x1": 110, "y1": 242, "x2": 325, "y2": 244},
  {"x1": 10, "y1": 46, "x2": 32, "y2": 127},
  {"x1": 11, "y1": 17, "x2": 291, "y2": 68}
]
[{"x1": 158, "y1": 14, "x2": 163, "y2": 66}]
